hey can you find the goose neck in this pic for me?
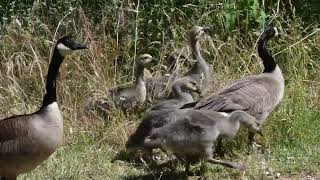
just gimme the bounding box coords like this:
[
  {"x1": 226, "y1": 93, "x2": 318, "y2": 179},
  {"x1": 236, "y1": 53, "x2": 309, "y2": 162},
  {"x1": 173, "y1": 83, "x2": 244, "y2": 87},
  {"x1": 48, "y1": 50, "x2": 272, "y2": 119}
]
[
  {"x1": 42, "y1": 48, "x2": 64, "y2": 107},
  {"x1": 258, "y1": 35, "x2": 276, "y2": 73},
  {"x1": 219, "y1": 116, "x2": 240, "y2": 138},
  {"x1": 191, "y1": 39, "x2": 204, "y2": 62},
  {"x1": 135, "y1": 63, "x2": 145, "y2": 86},
  {"x1": 171, "y1": 85, "x2": 191, "y2": 101}
]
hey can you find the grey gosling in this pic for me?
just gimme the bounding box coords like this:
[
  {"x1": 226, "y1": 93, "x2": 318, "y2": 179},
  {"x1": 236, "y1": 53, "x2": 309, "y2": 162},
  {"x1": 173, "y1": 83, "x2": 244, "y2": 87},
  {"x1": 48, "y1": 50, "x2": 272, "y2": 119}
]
[
  {"x1": 185, "y1": 26, "x2": 283, "y2": 144},
  {"x1": 181, "y1": 26, "x2": 212, "y2": 94},
  {"x1": 149, "y1": 78, "x2": 201, "y2": 111},
  {"x1": 144, "y1": 110, "x2": 261, "y2": 172},
  {"x1": 0, "y1": 36, "x2": 87, "y2": 179},
  {"x1": 145, "y1": 48, "x2": 188, "y2": 100},
  {"x1": 108, "y1": 54, "x2": 157, "y2": 109},
  {"x1": 126, "y1": 78, "x2": 201, "y2": 156}
]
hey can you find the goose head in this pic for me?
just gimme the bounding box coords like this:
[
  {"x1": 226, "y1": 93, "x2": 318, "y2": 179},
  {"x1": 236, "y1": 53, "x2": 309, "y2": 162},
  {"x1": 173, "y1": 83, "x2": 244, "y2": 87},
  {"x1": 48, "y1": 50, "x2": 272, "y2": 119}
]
[
  {"x1": 173, "y1": 78, "x2": 202, "y2": 95},
  {"x1": 189, "y1": 26, "x2": 211, "y2": 42},
  {"x1": 243, "y1": 115, "x2": 261, "y2": 134},
  {"x1": 56, "y1": 35, "x2": 88, "y2": 57},
  {"x1": 231, "y1": 111, "x2": 262, "y2": 135},
  {"x1": 259, "y1": 26, "x2": 281, "y2": 41},
  {"x1": 182, "y1": 79, "x2": 202, "y2": 95},
  {"x1": 136, "y1": 54, "x2": 157, "y2": 67}
]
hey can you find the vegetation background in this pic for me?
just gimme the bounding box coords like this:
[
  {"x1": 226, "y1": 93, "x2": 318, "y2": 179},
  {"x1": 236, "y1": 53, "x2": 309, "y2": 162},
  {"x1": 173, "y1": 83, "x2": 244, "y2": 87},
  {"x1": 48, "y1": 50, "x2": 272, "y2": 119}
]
[{"x1": 0, "y1": 0, "x2": 319, "y2": 179}]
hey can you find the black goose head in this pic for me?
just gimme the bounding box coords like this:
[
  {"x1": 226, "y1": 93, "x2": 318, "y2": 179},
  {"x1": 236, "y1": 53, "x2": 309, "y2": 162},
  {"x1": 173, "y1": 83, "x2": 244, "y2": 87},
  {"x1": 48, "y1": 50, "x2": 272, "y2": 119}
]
[
  {"x1": 258, "y1": 26, "x2": 281, "y2": 73},
  {"x1": 259, "y1": 26, "x2": 281, "y2": 41},
  {"x1": 55, "y1": 35, "x2": 87, "y2": 57}
]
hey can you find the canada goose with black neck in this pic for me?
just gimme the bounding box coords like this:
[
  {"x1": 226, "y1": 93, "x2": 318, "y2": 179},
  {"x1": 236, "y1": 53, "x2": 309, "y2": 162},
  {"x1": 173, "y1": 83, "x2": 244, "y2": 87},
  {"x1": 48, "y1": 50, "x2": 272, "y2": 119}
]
[
  {"x1": 188, "y1": 26, "x2": 284, "y2": 144},
  {"x1": 0, "y1": 36, "x2": 87, "y2": 179}
]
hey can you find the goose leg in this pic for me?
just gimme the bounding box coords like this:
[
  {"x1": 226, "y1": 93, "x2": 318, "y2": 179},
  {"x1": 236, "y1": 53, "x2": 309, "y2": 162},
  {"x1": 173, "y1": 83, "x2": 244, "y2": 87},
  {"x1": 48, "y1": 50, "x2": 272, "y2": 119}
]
[
  {"x1": 141, "y1": 147, "x2": 153, "y2": 163},
  {"x1": 158, "y1": 157, "x2": 179, "y2": 170},
  {"x1": 248, "y1": 131, "x2": 255, "y2": 146},
  {"x1": 185, "y1": 161, "x2": 192, "y2": 175},
  {"x1": 206, "y1": 143, "x2": 245, "y2": 170},
  {"x1": 206, "y1": 158, "x2": 245, "y2": 171},
  {"x1": 215, "y1": 138, "x2": 224, "y2": 157}
]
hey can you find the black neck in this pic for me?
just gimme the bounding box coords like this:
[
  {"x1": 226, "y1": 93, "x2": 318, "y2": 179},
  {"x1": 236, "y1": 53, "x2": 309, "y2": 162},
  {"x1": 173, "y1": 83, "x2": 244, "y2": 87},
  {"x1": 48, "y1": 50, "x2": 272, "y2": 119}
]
[
  {"x1": 42, "y1": 48, "x2": 64, "y2": 107},
  {"x1": 135, "y1": 63, "x2": 144, "y2": 85},
  {"x1": 258, "y1": 34, "x2": 276, "y2": 73}
]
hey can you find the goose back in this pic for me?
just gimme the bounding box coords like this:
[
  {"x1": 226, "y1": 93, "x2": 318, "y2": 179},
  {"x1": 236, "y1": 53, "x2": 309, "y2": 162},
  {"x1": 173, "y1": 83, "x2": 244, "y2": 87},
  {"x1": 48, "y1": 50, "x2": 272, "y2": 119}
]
[{"x1": 195, "y1": 71, "x2": 284, "y2": 122}]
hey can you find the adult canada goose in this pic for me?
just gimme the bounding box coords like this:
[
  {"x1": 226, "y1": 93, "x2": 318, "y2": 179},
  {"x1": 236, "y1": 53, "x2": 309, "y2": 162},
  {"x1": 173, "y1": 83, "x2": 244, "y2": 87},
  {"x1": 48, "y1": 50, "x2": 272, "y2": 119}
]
[
  {"x1": 145, "y1": 48, "x2": 188, "y2": 100},
  {"x1": 126, "y1": 78, "x2": 201, "y2": 156},
  {"x1": 108, "y1": 54, "x2": 157, "y2": 109},
  {"x1": 181, "y1": 26, "x2": 212, "y2": 94},
  {"x1": 186, "y1": 26, "x2": 283, "y2": 144},
  {"x1": 0, "y1": 36, "x2": 87, "y2": 179},
  {"x1": 144, "y1": 110, "x2": 261, "y2": 172}
]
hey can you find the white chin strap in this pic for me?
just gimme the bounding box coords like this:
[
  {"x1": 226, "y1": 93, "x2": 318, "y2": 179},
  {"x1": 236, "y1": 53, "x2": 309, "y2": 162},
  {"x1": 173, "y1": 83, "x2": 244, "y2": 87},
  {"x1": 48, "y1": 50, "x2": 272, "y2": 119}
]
[
  {"x1": 57, "y1": 43, "x2": 72, "y2": 56},
  {"x1": 273, "y1": 27, "x2": 279, "y2": 37}
]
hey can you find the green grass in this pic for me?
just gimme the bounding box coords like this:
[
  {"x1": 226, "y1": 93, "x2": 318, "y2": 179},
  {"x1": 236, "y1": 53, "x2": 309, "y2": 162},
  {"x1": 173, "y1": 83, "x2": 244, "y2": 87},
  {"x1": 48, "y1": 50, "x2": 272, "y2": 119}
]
[{"x1": 0, "y1": 1, "x2": 320, "y2": 179}]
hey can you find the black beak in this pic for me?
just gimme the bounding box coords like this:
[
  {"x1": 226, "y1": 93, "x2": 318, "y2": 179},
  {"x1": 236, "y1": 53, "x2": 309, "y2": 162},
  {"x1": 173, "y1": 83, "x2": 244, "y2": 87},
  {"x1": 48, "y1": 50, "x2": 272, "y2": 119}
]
[
  {"x1": 72, "y1": 43, "x2": 88, "y2": 50},
  {"x1": 195, "y1": 88, "x2": 202, "y2": 96},
  {"x1": 202, "y1": 27, "x2": 213, "y2": 34}
]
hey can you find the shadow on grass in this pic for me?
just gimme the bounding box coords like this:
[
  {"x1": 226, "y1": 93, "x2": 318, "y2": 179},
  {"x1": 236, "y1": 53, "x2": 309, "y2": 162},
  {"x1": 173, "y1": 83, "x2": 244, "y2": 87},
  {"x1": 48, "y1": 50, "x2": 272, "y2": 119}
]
[
  {"x1": 113, "y1": 149, "x2": 132, "y2": 162},
  {"x1": 124, "y1": 171, "x2": 189, "y2": 180}
]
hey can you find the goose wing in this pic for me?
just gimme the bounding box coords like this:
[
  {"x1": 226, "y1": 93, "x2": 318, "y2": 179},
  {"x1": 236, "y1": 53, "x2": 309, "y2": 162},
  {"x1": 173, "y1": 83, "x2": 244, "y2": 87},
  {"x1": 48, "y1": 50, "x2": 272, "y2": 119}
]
[
  {"x1": 195, "y1": 76, "x2": 277, "y2": 120},
  {"x1": 108, "y1": 84, "x2": 131, "y2": 97},
  {"x1": 110, "y1": 87, "x2": 137, "y2": 106},
  {"x1": 0, "y1": 114, "x2": 34, "y2": 155}
]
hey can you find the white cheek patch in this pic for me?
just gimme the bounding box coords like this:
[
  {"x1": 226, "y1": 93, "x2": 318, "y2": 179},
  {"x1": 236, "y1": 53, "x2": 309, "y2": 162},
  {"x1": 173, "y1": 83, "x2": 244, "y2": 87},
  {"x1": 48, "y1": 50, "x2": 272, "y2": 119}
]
[
  {"x1": 219, "y1": 112, "x2": 231, "y2": 117},
  {"x1": 57, "y1": 43, "x2": 72, "y2": 56},
  {"x1": 119, "y1": 96, "x2": 127, "y2": 101},
  {"x1": 273, "y1": 27, "x2": 279, "y2": 37}
]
